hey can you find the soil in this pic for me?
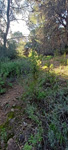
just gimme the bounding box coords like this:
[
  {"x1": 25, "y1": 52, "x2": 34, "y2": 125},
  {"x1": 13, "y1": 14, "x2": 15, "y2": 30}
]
[
  {"x1": 0, "y1": 83, "x2": 23, "y2": 125},
  {"x1": 0, "y1": 82, "x2": 38, "y2": 150}
]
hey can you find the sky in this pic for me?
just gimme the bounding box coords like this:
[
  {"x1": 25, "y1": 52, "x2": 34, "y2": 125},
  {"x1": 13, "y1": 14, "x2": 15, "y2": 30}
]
[
  {"x1": 10, "y1": 20, "x2": 30, "y2": 36},
  {"x1": 10, "y1": 0, "x2": 30, "y2": 37}
]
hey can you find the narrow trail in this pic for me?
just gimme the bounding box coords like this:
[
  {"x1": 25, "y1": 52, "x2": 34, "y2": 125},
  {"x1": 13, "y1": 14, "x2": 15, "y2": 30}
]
[{"x1": 0, "y1": 83, "x2": 23, "y2": 125}]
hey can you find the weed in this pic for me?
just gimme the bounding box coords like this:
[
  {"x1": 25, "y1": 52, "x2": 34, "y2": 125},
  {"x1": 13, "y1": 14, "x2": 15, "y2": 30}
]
[
  {"x1": 54, "y1": 49, "x2": 60, "y2": 57},
  {"x1": 0, "y1": 128, "x2": 7, "y2": 142},
  {"x1": 0, "y1": 77, "x2": 6, "y2": 94},
  {"x1": 60, "y1": 58, "x2": 68, "y2": 65},
  {"x1": 7, "y1": 111, "x2": 15, "y2": 120},
  {"x1": 43, "y1": 86, "x2": 68, "y2": 149},
  {"x1": 29, "y1": 50, "x2": 40, "y2": 80},
  {"x1": 60, "y1": 54, "x2": 68, "y2": 66},
  {"x1": 0, "y1": 58, "x2": 31, "y2": 78},
  {"x1": 23, "y1": 142, "x2": 32, "y2": 150},
  {"x1": 23, "y1": 124, "x2": 43, "y2": 149},
  {"x1": 29, "y1": 126, "x2": 43, "y2": 146},
  {"x1": 42, "y1": 55, "x2": 53, "y2": 61},
  {"x1": 0, "y1": 58, "x2": 32, "y2": 94},
  {"x1": 36, "y1": 90, "x2": 46, "y2": 100},
  {"x1": 26, "y1": 104, "x2": 39, "y2": 124}
]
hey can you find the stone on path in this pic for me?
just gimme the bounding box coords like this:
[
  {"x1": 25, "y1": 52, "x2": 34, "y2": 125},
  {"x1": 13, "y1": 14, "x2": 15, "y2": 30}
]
[{"x1": 7, "y1": 138, "x2": 20, "y2": 150}]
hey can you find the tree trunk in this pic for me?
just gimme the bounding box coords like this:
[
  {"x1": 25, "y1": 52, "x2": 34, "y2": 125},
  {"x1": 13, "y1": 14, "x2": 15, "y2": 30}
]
[
  {"x1": 3, "y1": 0, "x2": 11, "y2": 51},
  {"x1": 3, "y1": 33, "x2": 6, "y2": 55}
]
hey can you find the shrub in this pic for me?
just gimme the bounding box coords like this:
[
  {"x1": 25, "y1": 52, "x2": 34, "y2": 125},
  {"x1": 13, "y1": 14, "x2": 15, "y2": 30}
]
[
  {"x1": 0, "y1": 58, "x2": 31, "y2": 94},
  {"x1": 7, "y1": 40, "x2": 18, "y2": 59},
  {"x1": 0, "y1": 58, "x2": 31, "y2": 78},
  {"x1": 0, "y1": 77, "x2": 6, "y2": 94},
  {"x1": 23, "y1": 143, "x2": 32, "y2": 150},
  {"x1": 43, "y1": 86, "x2": 68, "y2": 149}
]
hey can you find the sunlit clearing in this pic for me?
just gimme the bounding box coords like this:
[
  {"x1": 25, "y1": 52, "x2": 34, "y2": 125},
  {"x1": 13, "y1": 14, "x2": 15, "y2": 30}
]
[
  {"x1": 41, "y1": 54, "x2": 68, "y2": 79},
  {"x1": 54, "y1": 65, "x2": 68, "y2": 79}
]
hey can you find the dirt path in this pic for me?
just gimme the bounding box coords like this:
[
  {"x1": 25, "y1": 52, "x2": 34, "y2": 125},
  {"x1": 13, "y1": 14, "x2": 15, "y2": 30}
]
[{"x1": 0, "y1": 83, "x2": 23, "y2": 125}]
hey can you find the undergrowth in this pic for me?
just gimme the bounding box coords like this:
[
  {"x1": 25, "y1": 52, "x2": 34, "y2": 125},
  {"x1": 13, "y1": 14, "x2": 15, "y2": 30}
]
[
  {"x1": 22, "y1": 52, "x2": 68, "y2": 150},
  {"x1": 0, "y1": 51, "x2": 68, "y2": 150},
  {"x1": 0, "y1": 58, "x2": 31, "y2": 94}
]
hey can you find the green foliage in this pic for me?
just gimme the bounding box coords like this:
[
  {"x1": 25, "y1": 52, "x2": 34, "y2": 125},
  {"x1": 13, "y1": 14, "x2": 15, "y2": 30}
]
[
  {"x1": 43, "y1": 55, "x2": 53, "y2": 61},
  {"x1": 0, "y1": 49, "x2": 68, "y2": 150},
  {"x1": 7, "y1": 40, "x2": 17, "y2": 59},
  {"x1": 23, "y1": 122, "x2": 43, "y2": 149},
  {"x1": 8, "y1": 111, "x2": 15, "y2": 120},
  {"x1": 0, "y1": 58, "x2": 31, "y2": 78},
  {"x1": 17, "y1": 41, "x2": 26, "y2": 57},
  {"x1": 48, "y1": 123, "x2": 64, "y2": 147},
  {"x1": 0, "y1": 51, "x2": 41, "y2": 95},
  {"x1": 43, "y1": 86, "x2": 68, "y2": 149},
  {"x1": 29, "y1": 126, "x2": 43, "y2": 146},
  {"x1": 0, "y1": 46, "x2": 5, "y2": 58},
  {"x1": 0, "y1": 128, "x2": 7, "y2": 142},
  {"x1": 0, "y1": 41, "x2": 17, "y2": 60},
  {"x1": 23, "y1": 143, "x2": 32, "y2": 150},
  {"x1": 0, "y1": 58, "x2": 31, "y2": 94},
  {"x1": 64, "y1": 46, "x2": 68, "y2": 54},
  {"x1": 36, "y1": 90, "x2": 46, "y2": 100},
  {"x1": 22, "y1": 59, "x2": 68, "y2": 149},
  {"x1": 0, "y1": 77, "x2": 6, "y2": 94},
  {"x1": 54, "y1": 49, "x2": 60, "y2": 57},
  {"x1": 60, "y1": 54, "x2": 68, "y2": 65},
  {"x1": 26, "y1": 104, "x2": 39, "y2": 124},
  {"x1": 48, "y1": 117, "x2": 68, "y2": 148},
  {"x1": 38, "y1": 72, "x2": 58, "y2": 90},
  {"x1": 0, "y1": 88, "x2": 6, "y2": 94},
  {"x1": 22, "y1": 50, "x2": 41, "y2": 101},
  {"x1": 29, "y1": 50, "x2": 40, "y2": 79}
]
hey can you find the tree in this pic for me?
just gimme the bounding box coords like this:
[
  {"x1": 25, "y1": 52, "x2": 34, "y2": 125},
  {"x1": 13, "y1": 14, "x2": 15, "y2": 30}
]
[
  {"x1": 28, "y1": 0, "x2": 68, "y2": 54},
  {"x1": 11, "y1": 31, "x2": 23, "y2": 43},
  {"x1": 0, "y1": 0, "x2": 29, "y2": 52}
]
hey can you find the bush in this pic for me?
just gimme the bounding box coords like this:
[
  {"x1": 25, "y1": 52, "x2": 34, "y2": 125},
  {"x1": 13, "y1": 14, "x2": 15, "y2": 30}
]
[
  {"x1": 0, "y1": 45, "x2": 6, "y2": 58},
  {"x1": 0, "y1": 77, "x2": 6, "y2": 94},
  {"x1": 0, "y1": 58, "x2": 32, "y2": 94},
  {"x1": 22, "y1": 66, "x2": 68, "y2": 149},
  {"x1": 0, "y1": 41, "x2": 17, "y2": 60},
  {"x1": 7, "y1": 40, "x2": 18, "y2": 59},
  {"x1": 0, "y1": 58, "x2": 31, "y2": 78}
]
